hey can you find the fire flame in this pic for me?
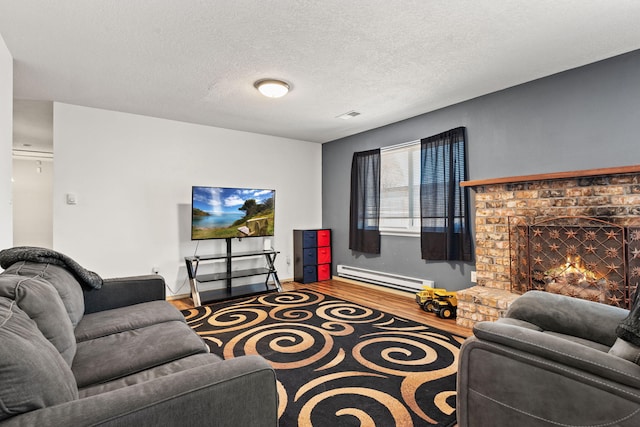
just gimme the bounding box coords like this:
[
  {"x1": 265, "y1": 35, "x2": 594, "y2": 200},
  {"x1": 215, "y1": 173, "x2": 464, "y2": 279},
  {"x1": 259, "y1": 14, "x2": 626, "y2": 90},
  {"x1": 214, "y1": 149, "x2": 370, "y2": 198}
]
[
  {"x1": 544, "y1": 255, "x2": 605, "y2": 302},
  {"x1": 553, "y1": 255, "x2": 597, "y2": 281}
]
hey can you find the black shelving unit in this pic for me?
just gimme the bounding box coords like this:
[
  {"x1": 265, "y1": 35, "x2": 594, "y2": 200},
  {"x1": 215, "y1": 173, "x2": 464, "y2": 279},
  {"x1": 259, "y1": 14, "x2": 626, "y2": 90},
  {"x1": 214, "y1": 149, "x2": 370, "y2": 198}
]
[{"x1": 185, "y1": 238, "x2": 281, "y2": 306}]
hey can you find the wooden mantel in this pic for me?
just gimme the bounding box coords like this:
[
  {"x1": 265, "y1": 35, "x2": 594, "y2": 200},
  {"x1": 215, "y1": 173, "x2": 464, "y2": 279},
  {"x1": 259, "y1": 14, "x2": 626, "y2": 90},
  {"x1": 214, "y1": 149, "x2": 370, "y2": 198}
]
[{"x1": 461, "y1": 164, "x2": 640, "y2": 188}]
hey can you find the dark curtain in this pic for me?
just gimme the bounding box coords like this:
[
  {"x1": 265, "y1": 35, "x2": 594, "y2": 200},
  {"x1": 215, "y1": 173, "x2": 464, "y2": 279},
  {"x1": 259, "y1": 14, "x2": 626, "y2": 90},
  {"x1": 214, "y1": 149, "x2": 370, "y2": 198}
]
[
  {"x1": 349, "y1": 149, "x2": 381, "y2": 254},
  {"x1": 420, "y1": 127, "x2": 473, "y2": 261}
]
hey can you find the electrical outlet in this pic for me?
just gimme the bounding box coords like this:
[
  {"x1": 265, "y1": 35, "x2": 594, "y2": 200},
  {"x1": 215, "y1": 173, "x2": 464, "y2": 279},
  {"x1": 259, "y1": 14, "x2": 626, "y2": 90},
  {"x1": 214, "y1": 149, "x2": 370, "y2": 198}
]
[{"x1": 471, "y1": 271, "x2": 477, "y2": 283}]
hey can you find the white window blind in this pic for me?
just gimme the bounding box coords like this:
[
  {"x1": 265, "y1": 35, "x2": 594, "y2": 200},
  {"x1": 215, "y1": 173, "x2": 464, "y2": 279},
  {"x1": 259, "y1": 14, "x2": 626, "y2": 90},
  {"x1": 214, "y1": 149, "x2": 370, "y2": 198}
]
[{"x1": 380, "y1": 141, "x2": 420, "y2": 234}]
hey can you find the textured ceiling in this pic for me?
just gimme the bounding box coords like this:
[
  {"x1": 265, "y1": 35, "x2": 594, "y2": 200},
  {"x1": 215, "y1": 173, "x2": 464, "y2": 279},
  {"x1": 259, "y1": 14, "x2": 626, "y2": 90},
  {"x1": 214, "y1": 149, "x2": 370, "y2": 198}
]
[{"x1": 2, "y1": 0, "x2": 640, "y2": 145}]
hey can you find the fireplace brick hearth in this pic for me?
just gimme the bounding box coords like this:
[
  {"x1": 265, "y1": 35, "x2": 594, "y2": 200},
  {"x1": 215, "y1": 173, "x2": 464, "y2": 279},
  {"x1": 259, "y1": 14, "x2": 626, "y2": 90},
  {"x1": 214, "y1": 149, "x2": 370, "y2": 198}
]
[{"x1": 456, "y1": 165, "x2": 640, "y2": 329}]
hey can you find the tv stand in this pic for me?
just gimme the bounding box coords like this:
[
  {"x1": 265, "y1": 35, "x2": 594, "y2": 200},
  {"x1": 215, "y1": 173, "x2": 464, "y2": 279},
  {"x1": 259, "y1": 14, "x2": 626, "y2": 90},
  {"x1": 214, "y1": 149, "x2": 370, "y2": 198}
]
[{"x1": 185, "y1": 238, "x2": 282, "y2": 306}]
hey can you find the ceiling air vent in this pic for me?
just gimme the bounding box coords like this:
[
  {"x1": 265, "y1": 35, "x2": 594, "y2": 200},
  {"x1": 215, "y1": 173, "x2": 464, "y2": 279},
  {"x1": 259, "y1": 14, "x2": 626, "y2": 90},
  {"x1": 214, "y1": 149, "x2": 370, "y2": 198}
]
[{"x1": 336, "y1": 110, "x2": 361, "y2": 120}]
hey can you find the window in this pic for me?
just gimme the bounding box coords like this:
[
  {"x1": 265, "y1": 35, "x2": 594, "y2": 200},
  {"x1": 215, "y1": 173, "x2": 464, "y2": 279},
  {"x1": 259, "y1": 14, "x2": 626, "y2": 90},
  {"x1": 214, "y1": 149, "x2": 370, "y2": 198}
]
[{"x1": 380, "y1": 141, "x2": 421, "y2": 235}]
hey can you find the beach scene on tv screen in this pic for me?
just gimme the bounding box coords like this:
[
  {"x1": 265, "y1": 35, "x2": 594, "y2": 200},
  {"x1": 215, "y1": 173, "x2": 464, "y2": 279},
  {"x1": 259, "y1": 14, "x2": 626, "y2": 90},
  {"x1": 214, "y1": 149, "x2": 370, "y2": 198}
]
[{"x1": 192, "y1": 187, "x2": 275, "y2": 239}]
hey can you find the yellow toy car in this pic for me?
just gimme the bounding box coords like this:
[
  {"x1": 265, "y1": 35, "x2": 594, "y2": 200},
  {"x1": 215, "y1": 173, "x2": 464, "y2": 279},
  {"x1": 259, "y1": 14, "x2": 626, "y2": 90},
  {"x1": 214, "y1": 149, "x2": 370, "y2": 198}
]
[
  {"x1": 415, "y1": 287, "x2": 448, "y2": 313},
  {"x1": 415, "y1": 286, "x2": 457, "y2": 319},
  {"x1": 432, "y1": 291, "x2": 457, "y2": 319}
]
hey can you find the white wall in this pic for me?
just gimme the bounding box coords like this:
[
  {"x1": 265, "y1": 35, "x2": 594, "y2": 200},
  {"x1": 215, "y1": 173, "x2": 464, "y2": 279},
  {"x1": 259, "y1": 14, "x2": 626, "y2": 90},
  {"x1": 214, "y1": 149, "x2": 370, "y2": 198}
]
[
  {"x1": 0, "y1": 35, "x2": 12, "y2": 251},
  {"x1": 53, "y1": 103, "x2": 322, "y2": 297},
  {"x1": 12, "y1": 157, "x2": 53, "y2": 248}
]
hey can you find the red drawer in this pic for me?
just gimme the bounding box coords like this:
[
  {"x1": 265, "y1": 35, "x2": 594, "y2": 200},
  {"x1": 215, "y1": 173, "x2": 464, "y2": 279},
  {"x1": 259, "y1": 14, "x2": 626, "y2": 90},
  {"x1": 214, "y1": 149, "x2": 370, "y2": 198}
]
[
  {"x1": 317, "y1": 247, "x2": 331, "y2": 264},
  {"x1": 317, "y1": 229, "x2": 331, "y2": 247},
  {"x1": 317, "y1": 264, "x2": 331, "y2": 281}
]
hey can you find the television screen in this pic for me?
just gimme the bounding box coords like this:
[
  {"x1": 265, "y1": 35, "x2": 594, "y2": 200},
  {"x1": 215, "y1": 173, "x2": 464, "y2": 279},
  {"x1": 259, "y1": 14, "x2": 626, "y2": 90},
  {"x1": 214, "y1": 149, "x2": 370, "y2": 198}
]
[{"x1": 192, "y1": 186, "x2": 275, "y2": 240}]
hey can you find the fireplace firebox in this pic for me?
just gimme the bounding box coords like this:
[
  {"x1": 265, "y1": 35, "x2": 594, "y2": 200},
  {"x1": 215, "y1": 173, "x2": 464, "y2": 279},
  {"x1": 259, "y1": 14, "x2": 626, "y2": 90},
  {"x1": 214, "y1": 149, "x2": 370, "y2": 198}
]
[{"x1": 510, "y1": 216, "x2": 640, "y2": 309}]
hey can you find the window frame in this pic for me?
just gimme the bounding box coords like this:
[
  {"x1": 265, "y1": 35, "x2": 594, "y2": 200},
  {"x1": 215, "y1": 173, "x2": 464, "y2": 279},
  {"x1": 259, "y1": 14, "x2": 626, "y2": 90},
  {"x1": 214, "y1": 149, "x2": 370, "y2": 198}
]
[{"x1": 379, "y1": 140, "x2": 421, "y2": 237}]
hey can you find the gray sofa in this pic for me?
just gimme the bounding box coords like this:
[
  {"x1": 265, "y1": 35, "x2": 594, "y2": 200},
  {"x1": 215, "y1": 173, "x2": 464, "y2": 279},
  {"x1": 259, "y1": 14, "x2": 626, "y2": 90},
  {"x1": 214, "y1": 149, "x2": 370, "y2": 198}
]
[
  {"x1": 457, "y1": 290, "x2": 640, "y2": 427},
  {"x1": 0, "y1": 259, "x2": 278, "y2": 426}
]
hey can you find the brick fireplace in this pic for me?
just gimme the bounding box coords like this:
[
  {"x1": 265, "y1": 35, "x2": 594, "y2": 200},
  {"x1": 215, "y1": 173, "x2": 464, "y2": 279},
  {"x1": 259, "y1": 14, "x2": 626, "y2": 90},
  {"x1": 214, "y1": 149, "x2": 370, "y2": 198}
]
[{"x1": 456, "y1": 165, "x2": 640, "y2": 329}]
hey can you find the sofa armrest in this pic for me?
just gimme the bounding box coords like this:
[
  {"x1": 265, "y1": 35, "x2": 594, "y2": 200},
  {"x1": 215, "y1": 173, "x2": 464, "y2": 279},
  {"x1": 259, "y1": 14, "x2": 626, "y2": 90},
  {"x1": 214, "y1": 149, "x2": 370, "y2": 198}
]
[
  {"x1": 83, "y1": 275, "x2": 166, "y2": 314},
  {"x1": 505, "y1": 290, "x2": 629, "y2": 346},
  {"x1": 473, "y1": 320, "x2": 640, "y2": 389},
  {"x1": 1, "y1": 355, "x2": 278, "y2": 427}
]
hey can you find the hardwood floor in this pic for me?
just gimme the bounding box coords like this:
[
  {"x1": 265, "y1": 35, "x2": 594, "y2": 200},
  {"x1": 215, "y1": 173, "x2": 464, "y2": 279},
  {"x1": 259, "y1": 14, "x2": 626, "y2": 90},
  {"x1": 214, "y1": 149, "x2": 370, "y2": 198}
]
[{"x1": 170, "y1": 279, "x2": 472, "y2": 337}]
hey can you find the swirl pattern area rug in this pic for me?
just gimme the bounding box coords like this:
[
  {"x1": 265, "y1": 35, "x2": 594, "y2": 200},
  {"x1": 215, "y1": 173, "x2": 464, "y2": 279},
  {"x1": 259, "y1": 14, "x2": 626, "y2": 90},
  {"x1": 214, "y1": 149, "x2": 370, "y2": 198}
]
[{"x1": 182, "y1": 289, "x2": 463, "y2": 427}]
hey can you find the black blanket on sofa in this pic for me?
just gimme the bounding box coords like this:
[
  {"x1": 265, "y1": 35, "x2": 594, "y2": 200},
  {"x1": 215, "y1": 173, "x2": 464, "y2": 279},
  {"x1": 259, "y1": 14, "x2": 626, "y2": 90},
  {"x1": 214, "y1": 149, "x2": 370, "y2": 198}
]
[
  {"x1": 0, "y1": 246, "x2": 103, "y2": 289},
  {"x1": 617, "y1": 290, "x2": 640, "y2": 346}
]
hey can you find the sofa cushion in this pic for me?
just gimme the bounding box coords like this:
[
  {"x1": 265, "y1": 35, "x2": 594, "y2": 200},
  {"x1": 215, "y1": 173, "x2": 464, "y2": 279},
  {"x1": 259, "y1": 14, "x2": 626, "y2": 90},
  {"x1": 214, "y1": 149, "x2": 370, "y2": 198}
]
[
  {"x1": 0, "y1": 297, "x2": 78, "y2": 422},
  {"x1": 75, "y1": 300, "x2": 186, "y2": 342},
  {"x1": 79, "y1": 353, "x2": 223, "y2": 398},
  {"x1": 3, "y1": 261, "x2": 85, "y2": 327},
  {"x1": 544, "y1": 330, "x2": 611, "y2": 353},
  {"x1": 0, "y1": 273, "x2": 77, "y2": 366},
  {"x1": 609, "y1": 337, "x2": 640, "y2": 364},
  {"x1": 72, "y1": 320, "x2": 209, "y2": 388}
]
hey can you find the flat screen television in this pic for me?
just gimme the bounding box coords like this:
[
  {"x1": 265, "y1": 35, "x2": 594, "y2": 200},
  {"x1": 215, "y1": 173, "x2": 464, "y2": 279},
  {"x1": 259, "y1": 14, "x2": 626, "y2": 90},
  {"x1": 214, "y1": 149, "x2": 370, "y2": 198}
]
[{"x1": 191, "y1": 186, "x2": 275, "y2": 240}]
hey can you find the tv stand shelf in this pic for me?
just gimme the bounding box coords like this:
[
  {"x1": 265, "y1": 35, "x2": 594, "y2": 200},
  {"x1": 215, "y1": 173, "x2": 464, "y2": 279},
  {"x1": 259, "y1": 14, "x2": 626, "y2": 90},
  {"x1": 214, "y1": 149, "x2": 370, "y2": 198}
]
[
  {"x1": 185, "y1": 239, "x2": 281, "y2": 306},
  {"x1": 193, "y1": 267, "x2": 273, "y2": 283}
]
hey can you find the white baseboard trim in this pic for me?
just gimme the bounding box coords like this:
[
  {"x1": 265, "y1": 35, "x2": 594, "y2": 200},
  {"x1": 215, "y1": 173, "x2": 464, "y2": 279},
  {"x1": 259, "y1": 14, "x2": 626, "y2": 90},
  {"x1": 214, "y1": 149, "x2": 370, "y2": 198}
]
[{"x1": 331, "y1": 275, "x2": 415, "y2": 297}]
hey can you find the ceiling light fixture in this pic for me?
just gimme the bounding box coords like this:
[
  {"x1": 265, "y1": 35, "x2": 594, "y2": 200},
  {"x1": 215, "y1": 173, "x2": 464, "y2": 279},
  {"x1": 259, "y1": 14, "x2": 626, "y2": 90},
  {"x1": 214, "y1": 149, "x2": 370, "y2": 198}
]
[{"x1": 254, "y1": 79, "x2": 290, "y2": 98}]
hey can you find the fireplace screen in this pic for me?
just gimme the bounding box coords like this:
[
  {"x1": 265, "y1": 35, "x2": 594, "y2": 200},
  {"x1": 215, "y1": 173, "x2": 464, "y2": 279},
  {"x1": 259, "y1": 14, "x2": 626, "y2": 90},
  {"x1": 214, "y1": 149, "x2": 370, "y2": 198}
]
[{"x1": 510, "y1": 216, "x2": 640, "y2": 309}]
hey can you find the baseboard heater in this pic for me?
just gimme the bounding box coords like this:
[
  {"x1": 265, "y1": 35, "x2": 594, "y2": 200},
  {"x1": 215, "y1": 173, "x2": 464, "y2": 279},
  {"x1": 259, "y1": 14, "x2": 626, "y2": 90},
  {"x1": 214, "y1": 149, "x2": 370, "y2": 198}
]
[{"x1": 336, "y1": 265, "x2": 434, "y2": 292}]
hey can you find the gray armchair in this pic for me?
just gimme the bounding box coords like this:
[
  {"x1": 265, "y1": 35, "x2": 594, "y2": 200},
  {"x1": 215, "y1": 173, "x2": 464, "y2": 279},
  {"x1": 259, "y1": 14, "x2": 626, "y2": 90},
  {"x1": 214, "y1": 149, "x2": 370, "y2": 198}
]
[{"x1": 457, "y1": 291, "x2": 640, "y2": 427}]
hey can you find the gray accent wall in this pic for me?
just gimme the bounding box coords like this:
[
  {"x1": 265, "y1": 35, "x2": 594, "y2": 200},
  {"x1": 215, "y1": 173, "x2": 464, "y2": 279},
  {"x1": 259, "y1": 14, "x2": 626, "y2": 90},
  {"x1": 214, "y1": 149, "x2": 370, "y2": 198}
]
[{"x1": 322, "y1": 49, "x2": 640, "y2": 291}]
